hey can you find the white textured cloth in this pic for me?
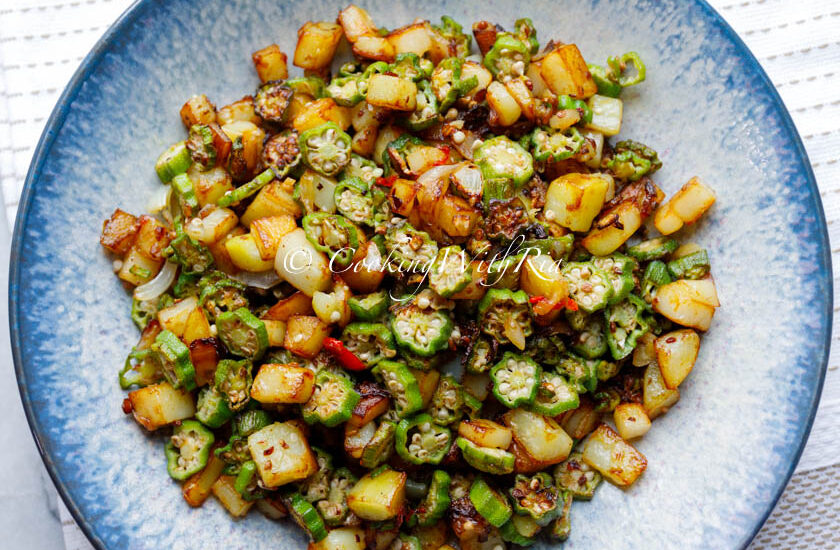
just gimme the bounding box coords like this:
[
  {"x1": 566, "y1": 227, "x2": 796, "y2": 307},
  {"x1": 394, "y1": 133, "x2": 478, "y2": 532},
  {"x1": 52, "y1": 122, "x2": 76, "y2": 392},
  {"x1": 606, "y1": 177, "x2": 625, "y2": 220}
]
[{"x1": 0, "y1": 0, "x2": 837, "y2": 548}]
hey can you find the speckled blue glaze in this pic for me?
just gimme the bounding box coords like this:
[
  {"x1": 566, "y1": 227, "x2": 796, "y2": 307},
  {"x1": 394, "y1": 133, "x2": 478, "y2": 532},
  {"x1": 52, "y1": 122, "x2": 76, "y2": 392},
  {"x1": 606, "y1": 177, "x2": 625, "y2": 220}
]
[{"x1": 9, "y1": 0, "x2": 830, "y2": 548}]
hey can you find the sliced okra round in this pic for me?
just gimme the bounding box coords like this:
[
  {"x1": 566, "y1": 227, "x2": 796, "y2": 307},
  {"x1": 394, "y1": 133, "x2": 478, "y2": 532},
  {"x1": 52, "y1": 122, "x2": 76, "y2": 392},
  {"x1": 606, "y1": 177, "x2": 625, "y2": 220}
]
[
  {"x1": 483, "y1": 34, "x2": 531, "y2": 79},
  {"x1": 591, "y1": 253, "x2": 636, "y2": 305},
  {"x1": 360, "y1": 420, "x2": 397, "y2": 469},
  {"x1": 626, "y1": 237, "x2": 678, "y2": 262},
  {"x1": 530, "y1": 126, "x2": 584, "y2": 163},
  {"x1": 234, "y1": 460, "x2": 266, "y2": 501},
  {"x1": 119, "y1": 348, "x2": 163, "y2": 389},
  {"x1": 385, "y1": 222, "x2": 439, "y2": 273},
  {"x1": 198, "y1": 271, "x2": 248, "y2": 321},
  {"x1": 326, "y1": 75, "x2": 365, "y2": 107},
  {"x1": 433, "y1": 16, "x2": 472, "y2": 58},
  {"x1": 186, "y1": 124, "x2": 217, "y2": 170},
  {"x1": 570, "y1": 314, "x2": 608, "y2": 359},
  {"x1": 641, "y1": 260, "x2": 672, "y2": 303},
  {"x1": 390, "y1": 305, "x2": 453, "y2": 358},
  {"x1": 334, "y1": 176, "x2": 375, "y2": 226},
  {"x1": 289, "y1": 492, "x2": 328, "y2": 542},
  {"x1": 214, "y1": 358, "x2": 253, "y2": 411},
  {"x1": 413, "y1": 470, "x2": 451, "y2": 527},
  {"x1": 167, "y1": 227, "x2": 214, "y2": 274},
  {"x1": 428, "y1": 374, "x2": 464, "y2": 426},
  {"x1": 474, "y1": 136, "x2": 534, "y2": 188},
  {"x1": 165, "y1": 420, "x2": 214, "y2": 481},
  {"x1": 348, "y1": 289, "x2": 390, "y2": 321},
  {"x1": 561, "y1": 262, "x2": 613, "y2": 313},
  {"x1": 286, "y1": 76, "x2": 327, "y2": 99},
  {"x1": 554, "y1": 451, "x2": 603, "y2": 500},
  {"x1": 530, "y1": 371, "x2": 579, "y2": 417},
  {"x1": 155, "y1": 141, "x2": 191, "y2": 183},
  {"x1": 557, "y1": 354, "x2": 598, "y2": 394},
  {"x1": 317, "y1": 466, "x2": 357, "y2": 526},
  {"x1": 395, "y1": 413, "x2": 452, "y2": 465},
  {"x1": 299, "y1": 122, "x2": 352, "y2": 177},
  {"x1": 604, "y1": 295, "x2": 650, "y2": 360},
  {"x1": 216, "y1": 307, "x2": 269, "y2": 360},
  {"x1": 372, "y1": 360, "x2": 424, "y2": 418},
  {"x1": 153, "y1": 329, "x2": 196, "y2": 391},
  {"x1": 476, "y1": 288, "x2": 533, "y2": 346},
  {"x1": 302, "y1": 212, "x2": 360, "y2": 268},
  {"x1": 341, "y1": 322, "x2": 397, "y2": 368},
  {"x1": 557, "y1": 94, "x2": 592, "y2": 124},
  {"x1": 429, "y1": 246, "x2": 472, "y2": 298},
  {"x1": 500, "y1": 513, "x2": 541, "y2": 546},
  {"x1": 343, "y1": 153, "x2": 384, "y2": 185},
  {"x1": 261, "y1": 130, "x2": 302, "y2": 178},
  {"x1": 509, "y1": 473, "x2": 560, "y2": 526},
  {"x1": 255, "y1": 80, "x2": 294, "y2": 123},
  {"x1": 195, "y1": 385, "x2": 234, "y2": 428},
  {"x1": 607, "y1": 139, "x2": 660, "y2": 181},
  {"x1": 404, "y1": 80, "x2": 440, "y2": 131},
  {"x1": 430, "y1": 57, "x2": 470, "y2": 112},
  {"x1": 302, "y1": 370, "x2": 361, "y2": 427},
  {"x1": 490, "y1": 352, "x2": 541, "y2": 408},
  {"x1": 523, "y1": 333, "x2": 565, "y2": 369},
  {"x1": 667, "y1": 249, "x2": 710, "y2": 280},
  {"x1": 456, "y1": 437, "x2": 515, "y2": 475},
  {"x1": 465, "y1": 334, "x2": 498, "y2": 374}
]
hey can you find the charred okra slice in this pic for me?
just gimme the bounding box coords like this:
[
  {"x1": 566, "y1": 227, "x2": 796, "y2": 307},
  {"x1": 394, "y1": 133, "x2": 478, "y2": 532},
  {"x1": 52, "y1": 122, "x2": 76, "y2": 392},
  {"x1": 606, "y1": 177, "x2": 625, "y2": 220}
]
[
  {"x1": 165, "y1": 420, "x2": 215, "y2": 481},
  {"x1": 470, "y1": 477, "x2": 513, "y2": 528},
  {"x1": 429, "y1": 246, "x2": 472, "y2": 298},
  {"x1": 344, "y1": 153, "x2": 384, "y2": 185},
  {"x1": 465, "y1": 335, "x2": 498, "y2": 374},
  {"x1": 289, "y1": 492, "x2": 328, "y2": 542},
  {"x1": 286, "y1": 76, "x2": 327, "y2": 98},
  {"x1": 477, "y1": 289, "x2": 533, "y2": 346},
  {"x1": 299, "y1": 122, "x2": 352, "y2": 177},
  {"x1": 570, "y1": 315, "x2": 608, "y2": 359},
  {"x1": 167, "y1": 225, "x2": 214, "y2": 274},
  {"x1": 130, "y1": 296, "x2": 160, "y2": 331},
  {"x1": 513, "y1": 18, "x2": 540, "y2": 54},
  {"x1": 413, "y1": 470, "x2": 451, "y2": 527},
  {"x1": 214, "y1": 358, "x2": 253, "y2": 411},
  {"x1": 557, "y1": 354, "x2": 598, "y2": 394},
  {"x1": 627, "y1": 237, "x2": 678, "y2": 262},
  {"x1": 341, "y1": 322, "x2": 397, "y2": 368},
  {"x1": 255, "y1": 80, "x2": 294, "y2": 123},
  {"x1": 234, "y1": 461, "x2": 266, "y2": 501},
  {"x1": 604, "y1": 295, "x2": 650, "y2": 360},
  {"x1": 433, "y1": 16, "x2": 472, "y2": 58},
  {"x1": 561, "y1": 262, "x2": 613, "y2": 313},
  {"x1": 216, "y1": 307, "x2": 269, "y2": 360},
  {"x1": 217, "y1": 168, "x2": 275, "y2": 207},
  {"x1": 302, "y1": 212, "x2": 360, "y2": 268},
  {"x1": 372, "y1": 360, "x2": 424, "y2": 418},
  {"x1": 509, "y1": 473, "x2": 560, "y2": 526},
  {"x1": 474, "y1": 136, "x2": 534, "y2": 189},
  {"x1": 261, "y1": 130, "x2": 301, "y2": 179},
  {"x1": 390, "y1": 53, "x2": 432, "y2": 81},
  {"x1": 195, "y1": 386, "x2": 234, "y2": 428},
  {"x1": 641, "y1": 260, "x2": 672, "y2": 303},
  {"x1": 360, "y1": 420, "x2": 397, "y2": 469},
  {"x1": 591, "y1": 253, "x2": 636, "y2": 305},
  {"x1": 555, "y1": 451, "x2": 602, "y2": 500},
  {"x1": 348, "y1": 289, "x2": 390, "y2": 321},
  {"x1": 530, "y1": 371, "x2": 579, "y2": 416},
  {"x1": 198, "y1": 271, "x2": 248, "y2": 321},
  {"x1": 153, "y1": 330, "x2": 196, "y2": 391},
  {"x1": 606, "y1": 139, "x2": 662, "y2": 181},
  {"x1": 186, "y1": 124, "x2": 217, "y2": 170},
  {"x1": 385, "y1": 222, "x2": 439, "y2": 273},
  {"x1": 428, "y1": 375, "x2": 464, "y2": 426},
  {"x1": 667, "y1": 249, "x2": 710, "y2": 280},
  {"x1": 326, "y1": 75, "x2": 365, "y2": 107},
  {"x1": 530, "y1": 126, "x2": 585, "y2": 162},
  {"x1": 523, "y1": 333, "x2": 565, "y2": 368},
  {"x1": 119, "y1": 348, "x2": 163, "y2": 389},
  {"x1": 390, "y1": 305, "x2": 453, "y2": 357},
  {"x1": 557, "y1": 94, "x2": 592, "y2": 124},
  {"x1": 548, "y1": 490, "x2": 573, "y2": 541},
  {"x1": 483, "y1": 34, "x2": 530, "y2": 79},
  {"x1": 395, "y1": 413, "x2": 452, "y2": 465},
  {"x1": 300, "y1": 447, "x2": 334, "y2": 503},
  {"x1": 456, "y1": 437, "x2": 515, "y2": 475},
  {"x1": 490, "y1": 352, "x2": 541, "y2": 408},
  {"x1": 155, "y1": 141, "x2": 191, "y2": 183},
  {"x1": 302, "y1": 370, "x2": 361, "y2": 427},
  {"x1": 430, "y1": 57, "x2": 478, "y2": 111},
  {"x1": 334, "y1": 176, "x2": 375, "y2": 226},
  {"x1": 500, "y1": 514, "x2": 541, "y2": 546},
  {"x1": 317, "y1": 467, "x2": 357, "y2": 526},
  {"x1": 404, "y1": 80, "x2": 440, "y2": 132}
]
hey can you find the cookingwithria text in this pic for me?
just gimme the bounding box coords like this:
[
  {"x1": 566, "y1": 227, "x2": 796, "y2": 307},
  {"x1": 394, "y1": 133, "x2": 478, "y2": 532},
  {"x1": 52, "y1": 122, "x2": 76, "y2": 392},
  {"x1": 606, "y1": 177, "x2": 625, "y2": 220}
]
[{"x1": 282, "y1": 234, "x2": 566, "y2": 301}]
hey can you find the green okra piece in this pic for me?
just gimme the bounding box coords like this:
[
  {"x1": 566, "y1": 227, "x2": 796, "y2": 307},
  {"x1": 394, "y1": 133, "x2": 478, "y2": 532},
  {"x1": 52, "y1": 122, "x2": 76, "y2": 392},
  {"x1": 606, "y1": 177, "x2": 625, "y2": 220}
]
[
  {"x1": 509, "y1": 472, "x2": 560, "y2": 526},
  {"x1": 477, "y1": 288, "x2": 533, "y2": 346},
  {"x1": 254, "y1": 80, "x2": 294, "y2": 123},
  {"x1": 627, "y1": 237, "x2": 678, "y2": 261},
  {"x1": 214, "y1": 358, "x2": 253, "y2": 412},
  {"x1": 483, "y1": 34, "x2": 530, "y2": 79},
  {"x1": 302, "y1": 212, "x2": 360, "y2": 268},
  {"x1": 119, "y1": 348, "x2": 163, "y2": 389},
  {"x1": 490, "y1": 352, "x2": 541, "y2": 408},
  {"x1": 153, "y1": 329, "x2": 196, "y2": 391},
  {"x1": 348, "y1": 289, "x2": 390, "y2": 321},
  {"x1": 429, "y1": 246, "x2": 472, "y2": 298},
  {"x1": 530, "y1": 126, "x2": 585, "y2": 163},
  {"x1": 530, "y1": 370, "x2": 579, "y2": 416},
  {"x1": 155, "y1": 141, "x2": 192, "y2": 183},
  {"x1": 216, "y1": 307, "x2": 269, "y2": 360},
  {"x1": 195, "y1": 386, "x2": 234, "y2": 428},
  {"x1": 217, "y1": 168, "x2": 275, "y2": 207},
  {"x1": 299, "y1": 122, "x2": 352, "y2": 177},
  {"x1": 667, "y1": 249, "x2": 710, "y2": 280},
  {"x1": 604, "y1": 295, "x2": 650, "y2": 360},
  {"x1": 165, "y1": 420, "x2": 214, "y2": 481},
  {"x1": 456, "y1": 437, "x2": 515, "y2": 475},
  {"x1": 302, "y1": 370, "x2": 360, "y2": 427},
  {"x1": 390, "y1": 305, "x2": 453, "y2": 358},
  {"x1": 340, "y1": 322, "x2": 397, "y2": 368},
  {"x1": 395, "y1": 413, "x2": 452, "y2": 465},
  {"x1": 554, "y1": 451, "x2": 602, "y2": 500},
  {"x1": 372, "y1": 360, "x2": 424, "y2": 418},
  {"x1": 561, "y1": 262, "x2": 613, "y2": 313}
]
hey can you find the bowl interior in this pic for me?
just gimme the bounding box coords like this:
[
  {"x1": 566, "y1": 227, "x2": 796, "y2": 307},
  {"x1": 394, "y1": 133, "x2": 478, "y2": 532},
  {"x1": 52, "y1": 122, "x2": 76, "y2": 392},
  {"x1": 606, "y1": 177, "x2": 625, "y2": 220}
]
[{"x1": 11, "y1": 0, "x2": 830, "y2": 548}]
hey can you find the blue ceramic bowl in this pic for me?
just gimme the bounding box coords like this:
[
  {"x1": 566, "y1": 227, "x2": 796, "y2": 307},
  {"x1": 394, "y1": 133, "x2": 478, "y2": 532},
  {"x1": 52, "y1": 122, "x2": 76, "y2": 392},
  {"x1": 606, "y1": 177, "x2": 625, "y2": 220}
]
[{"x1": 10, "y1": 0, "x2": 831, "y2": 548}]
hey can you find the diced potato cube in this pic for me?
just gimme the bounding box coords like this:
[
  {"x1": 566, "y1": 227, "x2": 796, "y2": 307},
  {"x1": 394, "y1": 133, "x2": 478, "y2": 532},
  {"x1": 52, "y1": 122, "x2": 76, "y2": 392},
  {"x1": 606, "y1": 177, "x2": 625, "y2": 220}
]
[
  {"x1": 250, "y1": 215, "x2": 297, "y2": 261},
  {"x1": 134, "y1": 215, "x2": 171, "y2": 261},
  {"x1": 182, "y1": 453, "x2": 225, "y2": 507},
  {"x1": 220, "y1": 121, "x2": 265, "y2": 173},
  {"x1": 510, "y1": 438, "x2": 548, "y2": 474},
  {"x1": 207, "y1": 226, "x2": 246, "y2": 274},
  {"x1": 347, "y1": 468, "x2": 407, "y2": 521},
  {"x1": 100, "y1": 209, "x2": 139, "y2": 255},
  {"x1": 632, "y1": 332, "x2": 657, "y2": 367},
  {"x1": 252, "y1": 363, "x2": 315, "y2": 404},
  {"x1": 653, "y1": 203, "x2": 684, "y2": 235},
  {"x1": 284, "y1": 315, "x2": 331, "y2": 358},
  {"x1": 262, "y1": 292, "x2": 315, "y2": 321},
  {"x1": 312, "y1": 278, "x2": 352, "y2": 326},
  {"x1": 450, "y1": 261, "x2": 488, "y2": 301},
  {"x1": 366, "y1": 75, "x2": 417, "y2": 111},
  {"x1": 118, "y1": 246, "x2": 162, "y2": 286},
  {"x1": 545, "y1": 173, "x2": 610, "y2": 232},
  {"x1": 486, "y1": 81, "x2": 522, "y2": 126},
  {"x1": 338, "y1": 4, "x2": 377, "y2": 43},
  {"x1": 296, "y1": 169, "x2": 338, "y2": 214},
  {"x1": 189, "y1": 338, "x2": 220, "y2": 387},
  {"x1": 520, "y1": 254, "x2": 568, "y2": 302},
  {"x1": 652, "y1": 281, "x2": 716, "y2": 331},
  {"x1": 345, "y1": 421, "x2": 376, "y2": 459},
  {"x1": 241, "y1": 180, "x2": 302, "y2": 226},
  {"x1": 655, "y1": 329, "x2": 701, "y2": 389},
  {"x1": 667, "y1": 177, "x2": 716, "y2": 224},
  {"x1": 581, "y1": 130, "x2": 605, "y2": 169},
  {"x1": 582, "y1": 424, "x2": 647, "y2": 486},
  {"x1": 211, "y1": 475, "x2": 253, "y2": 517},
  {"x1": 388, "y1": 179, "x2": 418, "y2": 216},
  {"x1": 586, "y1": 94, "x2": 623, "y2": 136},
  {"x1": 527, "y1": 60, "x2": 553, "y2": 100},
  {"x1": 405, "y1": 146, "x2": 448, "y2": 176},
  {"x1": 352, "y1": 35, "x2": 396, "y2": 62},
  {"x1": 192, "y1": 207, "x2": 239, "y2": 245},
  {"x1": 540, "y1": 44, "x2": 597, "y2": 99},
  {"x1": 128, "y1": 382, "x2": 195, "y2": 431},
  {"x1": 217, "y1": 96, "x2": 260, "y2": 126},
  {"x1": 387, "y1": 23, "x2": 432, "y2": 56},
  {"x1": 294, "y1": 22, "x2": 343, "y2": 70},
  {"x1": 671, "y1": 278, "x2": 720, "y2": 307},
  {"x1": 559, "y1": 397, "x2": 599, "y2": 440},
  {"x1": 293, "y1": 98, "x2": 352, "y2": 133},
  {"x1": 263, "y1": 319, "x2": 287, "y2": 347},
  {"x1": 182, "y1": 306, "x2": 212, "y2": 344},
  {"x1": 458, "y1": 419, "x2": 513, "y2": 450},
  {"x1": 180, "y1": 94, "x2": 216, "y2": 128},
  {"x1": 309, "y1": 527, "x2": 366, "y2": 550},
  {"x1": 614, "y1": 403, "x2": 652, "y2": 440},
  {"x1": 352, "y1": 126, "x2": 379, "y2": 156},
  {"x1": 504, "y1": 408, "x2": 573, "y2": 465},
  {"x1": 433, "y1": 194, "x2": 480, "y2": 238},
  {"x1": 248, "y1": 421, "x2": 318, "y2": 487},
  {"x1": 341, "y1": 240, "x2": 386, "y2": 294},
  {"x1": 252, "y1": 44, "x2": 288, "y2": 83},
  {"x1": 412, "y1": 369, "x2": 440, "y2": 408},
  {"x1": 189, "y1": 165, "x2": 235, "y2": 207},
  {"x1": 157, "y1": 296, "x2": 199, "y2": 337},
  {"x1": 274, "y1": 228, "x2": 333, "y2": 297},
  {"x1": 225, "y1": 233, "x2": 276, "y2": 272},
  {"x1": 504, "y1": 77, "x2": 536, "y2": 120},
  {"x1": 643, "y1": 363, "x2": 680, "y2": 419},
  {"x1": 581, "y1": 200, "x2": 642, "y2": 256}
]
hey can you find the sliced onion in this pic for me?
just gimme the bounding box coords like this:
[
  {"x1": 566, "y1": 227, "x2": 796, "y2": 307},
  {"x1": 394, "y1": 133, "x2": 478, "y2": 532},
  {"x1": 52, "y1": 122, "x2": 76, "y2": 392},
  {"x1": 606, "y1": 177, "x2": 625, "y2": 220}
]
[
  {"x1": 415, "y1": 163, "x2": 458, "y2": 221},
  {"x1": 504, "y1": 316, "x2": 527, "y2": 351},
  {"x1": 230, "y1": 269, "x2": 282, "y2": 289},
  {"x1": 146, "y1": 185, "x2": 172, "y2": 215},
  {"x1": 134, "y1": 261, "x2": 177, "y2": 301}
]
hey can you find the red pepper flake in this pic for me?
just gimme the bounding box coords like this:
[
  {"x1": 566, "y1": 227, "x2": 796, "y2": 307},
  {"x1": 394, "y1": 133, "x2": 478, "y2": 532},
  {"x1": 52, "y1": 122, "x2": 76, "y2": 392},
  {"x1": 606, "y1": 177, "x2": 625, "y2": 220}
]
[
  {"x1": 121, "y1": 398, "x2": 133, "y2": 414},
  {"x1": 432, "y1": 145, "x2": 451, "y2": 166},
  {"x1": 376, "y1": 174, "x2": 398, "y2": 188},
  {"x1": 528, "y1": 295, "x2": 546, "y2": 304},
  {"x1": 563, "y1": 297, "x2": 579, "y2": 311},
  {"x1": 264, "y1": 446, "x2": 274, "y2": 456}
]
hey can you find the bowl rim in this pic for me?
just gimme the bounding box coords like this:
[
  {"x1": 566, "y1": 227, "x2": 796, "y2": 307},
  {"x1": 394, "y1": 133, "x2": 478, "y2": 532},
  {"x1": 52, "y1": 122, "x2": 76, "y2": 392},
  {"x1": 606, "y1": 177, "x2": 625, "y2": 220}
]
[{"x1": 7, "y1": 0, "x2": 832, "y2": 548}]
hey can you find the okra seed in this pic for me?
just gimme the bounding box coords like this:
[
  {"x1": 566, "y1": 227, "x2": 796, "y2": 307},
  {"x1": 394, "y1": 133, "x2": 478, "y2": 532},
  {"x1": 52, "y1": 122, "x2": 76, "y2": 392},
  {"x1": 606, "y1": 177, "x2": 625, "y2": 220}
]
[
  {"x1": 417, "y1": 296, "x2": 431, "y2": 309},
  {"x1": 421, "y1": 422, "x2": 431, "y2": 432},
  {"x1": 452, "y1": 130, "x2": 466, "y2": 144},
  {"x1": 330, "y1": 310, "x2": 341, "y2": 322},
  {"x1": 498, "y1": 382, "x2": 511, "y2": 393}
]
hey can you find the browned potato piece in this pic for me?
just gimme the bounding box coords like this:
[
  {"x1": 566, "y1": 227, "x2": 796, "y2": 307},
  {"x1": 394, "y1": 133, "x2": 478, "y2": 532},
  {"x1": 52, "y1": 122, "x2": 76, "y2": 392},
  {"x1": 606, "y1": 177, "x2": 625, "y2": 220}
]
[
  {"x1": 387, "y1": 23, "x2": 432, "y2": 56},
  {"x1": 250, "y1": 215, "x2": 297, "y2": 261},
  {"x1": 100, "y1": 208, "x2": 139, "y2": 255},
  {"x1": 655, "y1": 329, "x2": 701, "y2": 389},
  {"x1": 262, "y1": 292, "x2": 315, "y2": 321},
  {"x1": 134, "y1": 215, "x2": 171, "y2": 261},
  {"x1": 433, "y1": 194, "x2": 480, "y2": 237},
  {"x1": 216, "y1": 96, "x2": 261, "y2": 126},
  {"x1": 293, "y1": 98, "x2": 353, "y2": 133},
  {"x1": 252, "y1": 44, "x2": 289, "y2": 83},
  {"x1": 294, "y1": 21, "x2": 343, "y2": 70},
  {"x1": 338, "y1": 4, "x2": 378, "y2": 43},
  {"x1": 458, "y1": 419, "x2": 513, "y2": 449},
  {"x1": 189, "y1": 337, "x2": 221, "y2": 387},
  {"x1": 352, "y1": 34, "x2": 396, "y2": 62},
  {"x1": 211, "y1": 475, "x2": 253, "y2": 517},
  {"x1": 251, "y1": 363, "x2": 316, "y2": 404},
  {"x1": 388, "y1": 179, "x2": 418, "y2": 217},
  {"x1": 283, "y1": 315, "x2": 330, "y2": 358},
  {"x1": 365, "y1": 74, "x2": 417, "y2": 111},
  {"x1": 540, "y1": 44, "x2": 598, "y2": 99},
  {"x1": 182, "y1": 453, "x2": 225, "y2": 507},
  {"x1": 128, "y1": 382, "x2": 195, "y2": 431},
  {"x1": 582, "y1": 424, "x2": 647, "y2": 487},
  {"x1": 180, "y1": 94, "x2": 216, "y2": 127}
]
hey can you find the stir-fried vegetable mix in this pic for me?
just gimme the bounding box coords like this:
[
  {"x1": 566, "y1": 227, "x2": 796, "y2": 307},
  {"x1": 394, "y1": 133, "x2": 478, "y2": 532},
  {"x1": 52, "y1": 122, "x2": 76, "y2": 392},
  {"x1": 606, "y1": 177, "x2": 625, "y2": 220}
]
[{"x1": 103, "y1": 5, "x2": 720, "y2": 548}]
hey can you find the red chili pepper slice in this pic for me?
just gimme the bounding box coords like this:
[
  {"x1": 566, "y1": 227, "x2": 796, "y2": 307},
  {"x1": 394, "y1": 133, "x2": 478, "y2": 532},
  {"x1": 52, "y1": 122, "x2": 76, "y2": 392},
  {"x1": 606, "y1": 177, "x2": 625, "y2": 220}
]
[
  {"x1": 376, "y1": 174, "x2": 398, "y2": 188},
  {"x1": 323, "y1": 337, "x2": 367, "y2": 371},
  {"x1": 432, "y1": 145, "x2": 451, "y2": 166},
  {"x1": 528, "y1": 295, "x2": 545, "y2": 304}
]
